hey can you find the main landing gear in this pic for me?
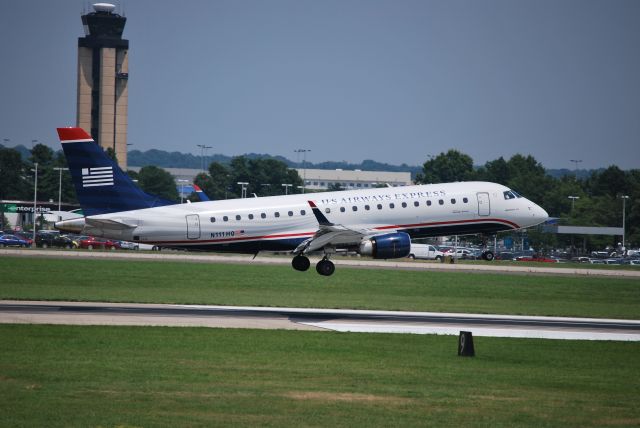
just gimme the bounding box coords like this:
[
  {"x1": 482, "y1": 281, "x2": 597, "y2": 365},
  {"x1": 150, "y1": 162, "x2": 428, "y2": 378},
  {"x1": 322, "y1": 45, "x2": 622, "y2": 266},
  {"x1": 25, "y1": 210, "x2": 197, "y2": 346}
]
[
  {"x1": 291, "y1": 255, "x2": 335, "y2": 276},
  {"x1": 292, "y1": 255, "x2": 310, "y2": 271}
]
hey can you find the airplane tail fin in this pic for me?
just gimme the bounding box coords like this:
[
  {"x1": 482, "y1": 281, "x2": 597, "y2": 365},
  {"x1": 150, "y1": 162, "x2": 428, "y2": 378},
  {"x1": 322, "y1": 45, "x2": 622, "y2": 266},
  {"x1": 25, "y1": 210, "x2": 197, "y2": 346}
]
[
  {"x1": 193, "y1": 184, "x2": 210, "y2": 201},
  {"x1": 57, "y1": 127, "x2": 174, "y2": 216}
]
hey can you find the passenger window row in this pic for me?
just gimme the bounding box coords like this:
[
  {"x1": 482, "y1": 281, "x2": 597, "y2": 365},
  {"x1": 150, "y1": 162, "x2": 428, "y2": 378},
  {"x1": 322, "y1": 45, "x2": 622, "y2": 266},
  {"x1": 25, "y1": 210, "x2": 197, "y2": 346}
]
[
  {"x1": 326, "y1": 197, "x2": 469, "y2": 214},
  {"x1": 210, "y1": 197, "x2": 470, "y2": 223},
  {"x1": 211, "y1": 209, "x2": 307, "y2": 223}
]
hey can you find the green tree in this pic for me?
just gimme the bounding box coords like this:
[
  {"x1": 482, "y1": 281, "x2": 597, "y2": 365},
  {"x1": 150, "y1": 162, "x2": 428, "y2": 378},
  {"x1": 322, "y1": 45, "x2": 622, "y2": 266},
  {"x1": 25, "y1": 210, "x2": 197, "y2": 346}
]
[
  {"x1": 0, "y1": 147, "x2": 29, "y2": 200},
  {"x1": 475, "y1": 157, "x2": 509, "y2": 184},
  {"x1": 415, "y1": 150, "x2": 474, "y2": 184},
  {"x1": 138, "y1": 166, "x2": 179, "y2": 202},
  {"x1": 105, "y1": 147, "x2": 118, "y2": 164},
  {"x1": 202, "y1": 162, "x2": 234, "y2": 200},
  {"x1": 503, "y1": 154, "x2": 552, "y2": 205},
  {"x1": 206, "y1": 156, "x2": 303, "y2": 199}
]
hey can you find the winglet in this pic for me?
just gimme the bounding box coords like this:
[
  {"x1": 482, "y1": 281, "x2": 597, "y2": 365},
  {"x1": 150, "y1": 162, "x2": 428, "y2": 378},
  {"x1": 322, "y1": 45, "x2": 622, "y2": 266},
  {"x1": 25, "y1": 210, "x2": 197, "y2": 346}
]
[
  {"x1": 193, "y1": 184, "x2": 210, "y2": 201},
  {"x1": 308, "y1": 201, "x2": 333, "y2": 226}
]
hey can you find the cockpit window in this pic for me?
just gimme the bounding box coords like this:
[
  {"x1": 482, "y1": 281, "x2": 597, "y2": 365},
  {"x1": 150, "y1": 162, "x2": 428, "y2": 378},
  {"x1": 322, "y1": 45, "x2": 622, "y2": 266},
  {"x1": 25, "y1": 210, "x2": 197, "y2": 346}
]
[{"x1": 504, "y1": 190, "x2": 524, "y2": 200}]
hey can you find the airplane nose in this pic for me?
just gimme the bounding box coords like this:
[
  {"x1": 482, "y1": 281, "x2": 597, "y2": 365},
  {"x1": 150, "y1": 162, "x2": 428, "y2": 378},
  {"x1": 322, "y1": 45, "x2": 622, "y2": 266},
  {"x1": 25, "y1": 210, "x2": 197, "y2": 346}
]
[
  {"x1": 537, "y1": 205, "x2": 549, "y2": 221},
  {"x1": 526, "y1": 202, "x2": 549, "y2": 226},
  {"x1": 520, "y1": 199, "x2": 549, "y2": 228}
]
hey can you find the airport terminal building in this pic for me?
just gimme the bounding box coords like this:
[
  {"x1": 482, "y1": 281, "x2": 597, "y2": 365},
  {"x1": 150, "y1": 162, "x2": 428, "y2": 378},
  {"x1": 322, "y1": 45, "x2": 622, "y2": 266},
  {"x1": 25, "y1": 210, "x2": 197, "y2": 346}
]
[{"x1": 296, "y1": 168, "x2": 412, "y2": 190}]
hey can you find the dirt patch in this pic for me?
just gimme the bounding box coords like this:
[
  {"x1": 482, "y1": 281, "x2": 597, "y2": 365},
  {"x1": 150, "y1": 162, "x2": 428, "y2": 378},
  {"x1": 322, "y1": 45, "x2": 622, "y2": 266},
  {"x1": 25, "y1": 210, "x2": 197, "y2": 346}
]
[
  {"x1": 595, "y1": 418, "x2": 640, "y2": 426},
  {"x1": 470, "y1": 394, "x2": 525, "y2": 402},
  {"x1": 284, "y1": 391, "x2": 414, "y2": 405}
]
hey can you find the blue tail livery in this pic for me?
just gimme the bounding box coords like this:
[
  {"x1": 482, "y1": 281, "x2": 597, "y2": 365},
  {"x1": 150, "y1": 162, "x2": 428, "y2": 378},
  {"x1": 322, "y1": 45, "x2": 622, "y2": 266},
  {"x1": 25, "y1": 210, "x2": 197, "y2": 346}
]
[{"x1": 57, "y1": 127, "x2": 174, "y2": 216}]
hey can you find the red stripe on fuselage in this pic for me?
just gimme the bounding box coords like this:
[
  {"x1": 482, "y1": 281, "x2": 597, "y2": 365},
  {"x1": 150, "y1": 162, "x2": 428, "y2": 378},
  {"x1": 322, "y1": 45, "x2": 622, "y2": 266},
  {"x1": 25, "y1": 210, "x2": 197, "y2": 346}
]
[
  {"x1": 152, "y1": 231, "x2": 315, "y2": 245},
  {"x1": 375, "y1": 217, "x2": 520, "y2": 231}
]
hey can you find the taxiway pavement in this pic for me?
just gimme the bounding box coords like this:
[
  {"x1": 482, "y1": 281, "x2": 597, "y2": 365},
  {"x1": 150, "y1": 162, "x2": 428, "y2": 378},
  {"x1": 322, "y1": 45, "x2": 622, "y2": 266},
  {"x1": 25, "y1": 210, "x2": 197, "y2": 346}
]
[{"x1": 2, "y1": 300, "x2": 639, "y2": 341}]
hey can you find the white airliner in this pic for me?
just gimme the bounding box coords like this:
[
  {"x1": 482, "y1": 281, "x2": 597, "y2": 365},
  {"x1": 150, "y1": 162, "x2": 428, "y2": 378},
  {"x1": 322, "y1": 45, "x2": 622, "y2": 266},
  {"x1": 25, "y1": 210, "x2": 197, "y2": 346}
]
[{"x1": 55, "y1": 127, "x2": 549, "y2": 275}]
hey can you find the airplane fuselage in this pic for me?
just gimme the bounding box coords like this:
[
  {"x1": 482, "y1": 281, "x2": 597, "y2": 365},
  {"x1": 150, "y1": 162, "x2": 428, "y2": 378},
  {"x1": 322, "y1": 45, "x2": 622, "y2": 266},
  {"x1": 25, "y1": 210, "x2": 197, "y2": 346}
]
[{"x1": 78, "y1": 181, "x2": 547, "y2": 253}]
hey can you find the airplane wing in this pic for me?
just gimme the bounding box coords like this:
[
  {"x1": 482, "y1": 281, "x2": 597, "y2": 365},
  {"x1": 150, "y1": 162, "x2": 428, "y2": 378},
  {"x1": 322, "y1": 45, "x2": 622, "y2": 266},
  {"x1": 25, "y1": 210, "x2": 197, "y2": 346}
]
[{"x1": 295, "y1": 201, "x2": 382, "y2": 254}]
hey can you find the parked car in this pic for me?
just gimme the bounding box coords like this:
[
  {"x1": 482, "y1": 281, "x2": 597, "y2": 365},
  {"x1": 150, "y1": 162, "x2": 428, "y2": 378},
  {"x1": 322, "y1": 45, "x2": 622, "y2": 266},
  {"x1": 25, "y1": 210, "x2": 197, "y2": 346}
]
[
  {"x1": 571, "y1": 256, "x2": 590, "y2": 263},
  {"x1": 496, "y1": 252, "x2": 515, "y2": 260},
  {"x1": 0, "y1": 234, "x2": 31, "y2": 247},
  {"x1": 407, "y1": 243, "x2": 444, "y2": 261},
  {"x1": 36, "y1": 232, "x2": 78, "y2": 249},
  {"x1": 118, "y1": 241, "x2": 139, "y2": 250},
  {"x1": 590, "y1": 251, "x2": 611, "y2": 259},
  {"x1": 515, "y1": 255, "x2": 559, "y2": 263},
  {"x1": 12, "y1": 231, "x2": 34, "y2": 247},
  {"x1": 446, "y1": 248, "x2": 477, "y2": 260},
  {"x1": 78, "y1": 236, "x2": 121, "y2": 250}
]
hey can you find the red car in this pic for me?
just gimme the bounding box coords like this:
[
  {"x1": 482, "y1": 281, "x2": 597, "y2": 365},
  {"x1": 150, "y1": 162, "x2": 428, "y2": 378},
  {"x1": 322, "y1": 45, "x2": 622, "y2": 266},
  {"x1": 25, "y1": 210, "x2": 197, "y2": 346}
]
[
  {"x1": 514, "y1": 255, "x2": 559, "y2": 263},
  {"x1": 13, "y1": 231, "x2": 34, "y2": 247},
  {"x1": 77, "y1": 236, "x2": 121, "y2": 250}
]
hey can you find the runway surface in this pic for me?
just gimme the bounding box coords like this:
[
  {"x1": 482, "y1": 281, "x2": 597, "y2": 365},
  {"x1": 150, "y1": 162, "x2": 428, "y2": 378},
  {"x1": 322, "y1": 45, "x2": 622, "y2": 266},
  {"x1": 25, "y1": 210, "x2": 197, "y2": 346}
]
[
  {"x1": 2, "y1": 300, "x2": 639, "y2": 341},
  {"x1": 3, "y1": 248, "x2": 640, "y2": 277}
]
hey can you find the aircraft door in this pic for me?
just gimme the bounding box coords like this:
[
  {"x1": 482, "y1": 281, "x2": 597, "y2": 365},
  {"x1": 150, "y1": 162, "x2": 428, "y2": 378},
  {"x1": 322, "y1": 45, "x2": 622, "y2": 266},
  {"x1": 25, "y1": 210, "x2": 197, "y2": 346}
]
[
  {"x1": 186, "y1": 214, "x2": 201, "y2": 239},
  {"x1": 477, "y1": 192, "x2": 490, "y2": 216}
]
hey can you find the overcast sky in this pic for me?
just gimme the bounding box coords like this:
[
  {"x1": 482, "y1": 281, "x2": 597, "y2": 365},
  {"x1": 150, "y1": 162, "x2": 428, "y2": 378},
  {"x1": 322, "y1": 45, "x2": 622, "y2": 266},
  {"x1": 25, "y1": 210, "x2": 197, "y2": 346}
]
[{"x1": 1, "y1": 0, "x2": 639, "y2": 170}]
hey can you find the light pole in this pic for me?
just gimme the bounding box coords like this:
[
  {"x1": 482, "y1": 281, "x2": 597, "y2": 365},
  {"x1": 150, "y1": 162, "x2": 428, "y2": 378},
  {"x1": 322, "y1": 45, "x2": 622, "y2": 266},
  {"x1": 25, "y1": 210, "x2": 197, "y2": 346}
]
[
  {"x1": 281, "y1": 183, "x2": 292, "y2": 195},
  {"x1": 177, "y1": 179, "x2": 190, "y2": 203},
  {"x1": 619, "y1": 195, "x2": 630, "y2": 249},
  {"x1": 237, "y1": 182, "x2": 249, "y2": 199},
  {"x1": 197, "y1": 144, "x2": 212, "y2": 172},
  {"x1": 569, "y1": 159, "x2": 582, "y2": 179},
  {"x1": 53, "y1": 167, "x2": 69, "y2": 211},
  {"x1": 31, "y1": 162, "x2": 38, "y2": 245},
  {"x1": 567, "y1": 196, "x2": 580, "y2": 212},
  {"x1": 31, "y1": 139, "x2": 38, "y2": 149},
  {"x1": 294, "y1": 149, "x2": 310, "y2": 193}
]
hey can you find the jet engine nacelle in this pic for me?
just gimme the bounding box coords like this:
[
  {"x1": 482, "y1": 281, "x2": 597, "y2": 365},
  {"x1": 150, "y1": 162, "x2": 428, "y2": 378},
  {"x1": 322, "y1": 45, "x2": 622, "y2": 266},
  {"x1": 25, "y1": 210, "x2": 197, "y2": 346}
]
[{"x1": 358, "y1": 232, "x2": 411, "y2": 259}]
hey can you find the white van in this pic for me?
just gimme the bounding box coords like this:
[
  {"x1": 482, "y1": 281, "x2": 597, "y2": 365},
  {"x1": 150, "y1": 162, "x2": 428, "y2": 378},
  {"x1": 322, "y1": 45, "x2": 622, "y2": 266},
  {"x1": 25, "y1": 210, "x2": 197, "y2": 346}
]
[{"x1": 408, "y1": 243, "x2": 445, "y2": 261}]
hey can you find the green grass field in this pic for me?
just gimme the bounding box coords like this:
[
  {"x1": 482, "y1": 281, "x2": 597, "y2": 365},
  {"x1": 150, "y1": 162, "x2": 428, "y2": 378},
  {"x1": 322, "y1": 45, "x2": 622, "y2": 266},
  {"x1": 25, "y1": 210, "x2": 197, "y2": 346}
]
[
  {"x1": 1, "y1": 256, "x2": 639, "y2": 318},
  {"x1": 1, "y1": 325, "x2": 639, "y2": 427},
  {"x1": 1, "y1": 256, "x2": 640, "y2": 426}
]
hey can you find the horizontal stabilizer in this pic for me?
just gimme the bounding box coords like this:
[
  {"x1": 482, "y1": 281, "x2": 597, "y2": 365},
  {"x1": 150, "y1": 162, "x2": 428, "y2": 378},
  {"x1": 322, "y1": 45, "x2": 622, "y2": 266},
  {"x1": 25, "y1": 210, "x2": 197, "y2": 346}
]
[{"x1": 85, "y1": 217, "x2": 138, "y2": 230}]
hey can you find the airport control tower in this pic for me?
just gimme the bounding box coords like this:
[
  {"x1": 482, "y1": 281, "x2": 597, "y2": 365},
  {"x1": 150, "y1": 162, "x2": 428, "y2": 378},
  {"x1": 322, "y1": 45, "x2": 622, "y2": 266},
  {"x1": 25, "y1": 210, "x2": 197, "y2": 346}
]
[{"x1": 77, "y1": 3, "x2": 129, "y2": 169}]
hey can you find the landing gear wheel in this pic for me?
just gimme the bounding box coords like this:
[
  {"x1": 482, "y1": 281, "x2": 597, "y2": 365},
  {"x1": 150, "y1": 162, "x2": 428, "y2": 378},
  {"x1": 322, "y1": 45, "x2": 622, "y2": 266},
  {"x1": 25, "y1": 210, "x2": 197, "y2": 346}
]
[
  {"x1": 292, "y1": 255, "x2": 311, "y2": 272},
  {"x1": 481, "y1": 250, "x2": 495, "y2": 261},
  {"x1": 316, "y1": 259, "x2": 335, "y2": 276}
]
